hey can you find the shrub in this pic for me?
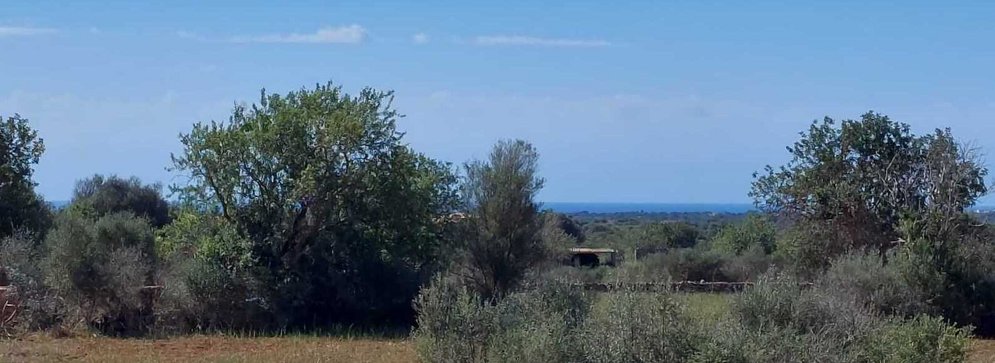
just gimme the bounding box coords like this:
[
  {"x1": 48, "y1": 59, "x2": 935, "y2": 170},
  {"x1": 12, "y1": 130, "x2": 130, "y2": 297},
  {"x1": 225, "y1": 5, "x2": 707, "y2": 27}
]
[
  {"x1": 0, "y1": 231, "x2": 60, "y2": 333},
  {"x1": 154, "y1": 255, "x2": 269, "y2": 333},
  {"x1": 486, "y1": 281, "x2": 589, "y2": 363},
  {"x1": 660, "y1": 248, "x2": 727, "y2": 282},
  {"x1": 630, "y1": 221, "x2": 700, "y2": 250},
  {"x1": 719, "y1": 245, "x2": 776, "y2": 282},
  {"x1": 865, "y1": 315, "x2": 971, "y2": 363},
  {"x1": 896, "y1": 237, "x2": 995, "y2": 336},
  {"x1": 576, "y1": 291, "x2": 702, "y2": 362},
  {"x1": 615, "y1": 253, "x2": 673, "y2": 283},
  {"x1": 70, "y1": 174, "x2": 171, "y2": 228},
  {"x1": 413, "y1": 275, "x2": 589, "y2": 363},
  {"x1": 42, "y1": 212, "x2": 157, "y2": 335},
  {"x1": 540, "y1": 265, "x2": 614, "y2": 285},
  {"x1": 712, "y1": 214, "x2": 777, "y2": 255},
  {"x1": 819, "y1": 251, "x2": 931, "y2": 318},
  {"x1": 729, "y1": 270, "x2": 972, "y2": 363},
  {"x1": 153, "y1": 209, "x2": 273, "y2": 333},
  {"x1": 413, "y1": 275, "x2": 504, "y2": 363}
]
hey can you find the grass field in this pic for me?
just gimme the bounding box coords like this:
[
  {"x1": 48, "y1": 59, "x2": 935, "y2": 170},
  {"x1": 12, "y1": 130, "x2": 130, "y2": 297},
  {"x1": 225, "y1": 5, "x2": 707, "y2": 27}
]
[
  {"x1": 3, "y1": 335, "x2": 994, "y2": 362},
  {"x1": 0, "y1": 335, "x2": 416, "y2": 363}
]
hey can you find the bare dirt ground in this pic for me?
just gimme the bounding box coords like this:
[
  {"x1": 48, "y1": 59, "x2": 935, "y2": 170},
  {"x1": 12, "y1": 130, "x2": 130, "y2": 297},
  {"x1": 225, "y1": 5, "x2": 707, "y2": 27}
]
[
  {"x1": 1, "y1": 335, "x2": 993, "y2": 362},
  {"x1": 0, "y1": 334, "x2": 416, "y2": 363}
]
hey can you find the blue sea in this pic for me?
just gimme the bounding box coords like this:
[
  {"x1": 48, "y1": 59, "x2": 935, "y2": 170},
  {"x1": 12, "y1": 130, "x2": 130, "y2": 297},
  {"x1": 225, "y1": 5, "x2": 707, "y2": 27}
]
[{"x1": 543, "y1": 202, "x2": 755, "y2": 214}]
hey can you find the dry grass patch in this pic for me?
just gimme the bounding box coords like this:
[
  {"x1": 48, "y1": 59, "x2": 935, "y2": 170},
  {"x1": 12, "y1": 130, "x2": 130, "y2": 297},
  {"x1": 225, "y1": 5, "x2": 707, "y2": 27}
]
[
  {"x1": 0, "y1": 334, "x2": 415, "y2": 363},
  {"x1": 971, "y1": 339, "x2": 995, "y2": 363}
]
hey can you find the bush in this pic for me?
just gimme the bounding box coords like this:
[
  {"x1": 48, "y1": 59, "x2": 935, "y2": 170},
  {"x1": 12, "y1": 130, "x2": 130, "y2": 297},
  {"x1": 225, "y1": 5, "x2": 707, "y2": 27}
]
[
  {"x1": 43, "y1": 212, "x2": 157, "y2": 335},
  {"x1": 70, "y1": 174, "x2": 171, "y2": 228},
  {"x1": 413, "y1": 275, "x2": 589, "y2": 363},
  {"x1": 615, "y1": 253, "x2": 673, "y2": 283},
  {"x1": 729, "y1": 270, "x2": 971, "y2": 363},
  {"x1": 719, "y1": 245, "x2": 777, "y2": 282},
  {"x1": 623, "y1": 246, "x2": 773, "y2": 283},
  {"x1": 0, "y1": 231, "x2": 60, "y2": 333},
  {"x1": 819, "y1": 251, "x2": 932, "y2": 318},
  {"x1": 897, "y1": 237, "x2": 995, "y2": 336},
  {"x1": 154, "y1": 256, "x2": 269, "y2": 334},
  {"x1": 867, "y1": 315, "x2": 971, "y2": 363},
  {"x1": 712, "y1": 214, "x2": 777, "y2": 255},
  {"x1": 413, "y1": 276, "x2": 492, "y2": 363},
  {"x1": 576, "y1": 291, "x2": 701, "y2": 363}
]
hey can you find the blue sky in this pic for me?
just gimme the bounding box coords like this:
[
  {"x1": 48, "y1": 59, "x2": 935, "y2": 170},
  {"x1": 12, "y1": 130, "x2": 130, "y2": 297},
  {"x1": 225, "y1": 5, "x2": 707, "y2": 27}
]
[{"x1": 3, "y1": 1, "x2": 995, "y2": 203}]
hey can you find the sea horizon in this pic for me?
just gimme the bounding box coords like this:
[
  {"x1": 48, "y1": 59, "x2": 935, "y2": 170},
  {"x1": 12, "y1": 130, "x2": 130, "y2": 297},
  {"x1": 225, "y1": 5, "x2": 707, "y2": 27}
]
[
  {"x1": 47, "y1": 200, "x2": 995, "y2": 214},
  {"x1": 542, "y1": 202, "x2": 756, "y2": 214}
]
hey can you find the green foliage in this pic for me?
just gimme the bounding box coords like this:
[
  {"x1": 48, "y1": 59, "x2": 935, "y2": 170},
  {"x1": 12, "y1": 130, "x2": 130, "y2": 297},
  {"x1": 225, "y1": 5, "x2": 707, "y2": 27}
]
[
  {"x1": 632, "y1": 221, "x2": 700, "y2": 250},
  {"x1": 413, "y1": 276, "x2": 589, "y2": 363},
  {"x1": 869, "y1": 315, "x2": 972, "y2": 363},
  {"x1": 169, "y1": 82, "x2": 459, "y2": 329},
  {"x1": 819, "y1": 251, "x2": 931, "y2": 318},
  {"x1": 576, "y1": 291, "x2": 702, "y2": 362},
  {"x1": 413, "y1": 276, "x2": 494, "y2": 362},
  {"x1": 727, "y1": 271, "x2": 971, "y2": 363},
  {"x1": 752, "y1": 112, "x2": 988, "y2": 268},
  {"x1": 0, "y1": 114, "x2": 50, "y2": 238},
  {"x1": 458, "y1": 139, "x2": 545, "y2": 300},
  {"x1": 155, "y1": 209, "x2": 254, "y2": 269},
  {"x1": 414, "y1": 275, "x2": 702, "y2": 363},
  {"x1": 621, "y1": 247, "x2": 774, "y2": 283},
  {"x1": 0, "y1": 231, "x2": 59, "y2": 332},
  {"x1": 894, "y1": 236, "x2": 995, "y2": 335},
  {"x1": 70, "y1": 174, "x2": 172, "y2": 228},
  {"x1": 543, "y1": 211, "x2": 585, "y2": 243},
  {"x1": 43, "y1": 212, "x2": 157, "y2": 335},
  {"x1": 712, "y1": 214, "x2": 776, "y2": 255},
  {"x1": 154, "y1": 209, "x2": 265, "y2": 332}
]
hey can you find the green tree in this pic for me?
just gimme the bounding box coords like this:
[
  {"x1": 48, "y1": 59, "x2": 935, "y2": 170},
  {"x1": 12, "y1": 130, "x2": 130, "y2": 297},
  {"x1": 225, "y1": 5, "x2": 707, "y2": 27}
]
[
  {"x1": 458, "y1": 139, "x2": 545, "y2": 301},
  {"x1": 0, "y1": 114, "x2": 50, "y2": 238},
  {"x1": 751, "y1": 112, "x2": 987, "y2": 268},
  {"x1": 169, "y1": 82, "x2": 459, "y2": 328},
  {"x1": 70, "y1": 174, "x2": 171, "y2": 228}
]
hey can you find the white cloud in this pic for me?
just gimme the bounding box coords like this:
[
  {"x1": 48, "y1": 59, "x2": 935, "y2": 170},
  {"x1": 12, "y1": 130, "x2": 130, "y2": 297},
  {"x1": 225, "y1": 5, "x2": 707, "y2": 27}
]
[
  {"x1": 229, "y1": 25, "x2": 366, "y2": 44},
  {"x1": 412, "y1": 33, "x2": 429, "y2": 44},
  {"x1": 0, "y1": 26, "x2": 57, "y2": 37},
  {"x1": 472, "y1": 35, "x2": 610, "y2": 47},
  {"x1": 175, "y1": 30, "x2": 206, "y2": 41}
]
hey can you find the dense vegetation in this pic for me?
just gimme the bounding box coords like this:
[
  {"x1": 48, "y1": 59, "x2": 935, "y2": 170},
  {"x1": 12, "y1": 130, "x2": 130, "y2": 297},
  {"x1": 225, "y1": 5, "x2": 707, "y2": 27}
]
[{"x1": 2, "y1": 84, "x2": 994, "y2": 362}]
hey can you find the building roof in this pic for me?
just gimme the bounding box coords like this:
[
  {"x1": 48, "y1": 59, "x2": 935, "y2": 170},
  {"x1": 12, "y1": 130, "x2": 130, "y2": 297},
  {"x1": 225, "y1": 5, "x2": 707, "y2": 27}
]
[{"x1": 569, "y1": 247, "x2": 617, "y2": 254}]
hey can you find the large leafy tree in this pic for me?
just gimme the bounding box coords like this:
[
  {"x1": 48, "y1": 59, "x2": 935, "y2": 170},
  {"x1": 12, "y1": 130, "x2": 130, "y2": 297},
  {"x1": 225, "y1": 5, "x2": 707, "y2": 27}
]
[
  {"x1": 0, "y1": 114, "x2": 50, "y2": 238},
  {"x1": 170, "y1": 82, "x2": 459, "y2": 327},
  {"x1": 751, "y1": 112, "x2": 987, "y2": 266},
  {"x1": 458, "y1": 139, "x2": 545, "y2": 301}
]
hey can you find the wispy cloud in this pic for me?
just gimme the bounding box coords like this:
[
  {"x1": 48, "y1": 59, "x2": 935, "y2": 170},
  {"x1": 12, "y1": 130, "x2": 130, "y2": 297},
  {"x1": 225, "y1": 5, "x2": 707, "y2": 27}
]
[
  {"x1": 229, "y1": 25, "x2": 366, "y2": 44},
  {"x1": 412, "y1": 33, "x2": 430, "y2": 44},
  {"x1": 472, "y1": 35, "x2": 611, "y2": 47},
  {"x1": 175, "y1": 30, "x2": 206, "y2": 41},
  {"x1": 0, "y1": 26, "x2": 57, "y2": 37}
]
